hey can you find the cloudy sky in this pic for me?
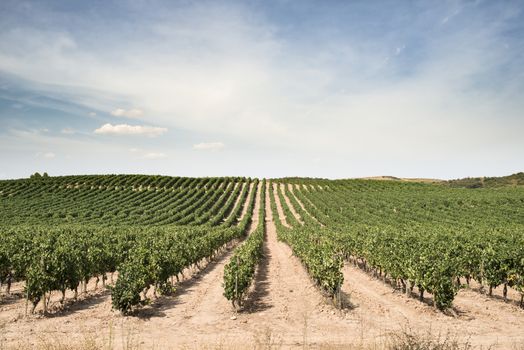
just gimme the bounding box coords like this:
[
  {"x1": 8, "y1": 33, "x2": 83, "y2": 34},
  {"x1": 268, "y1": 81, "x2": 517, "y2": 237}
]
[{"x1": 0, "y1": 0, "x2": 523, "y2": 179}]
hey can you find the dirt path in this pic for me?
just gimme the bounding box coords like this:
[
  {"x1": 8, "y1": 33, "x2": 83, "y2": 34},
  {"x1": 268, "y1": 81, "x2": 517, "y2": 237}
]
[
  {"x1": 136, "y1": 181, "x2": 265, "y2": 348},
  {"x1": 2, "y1": 179, "x2": 524, "y2": 349},
  {"x1": 172, "y1": 181, "x2": 263, "y2": 326},
  {"x1": 295, "y1": 184, "x2": 323, "y2": 212},
  {"x1": 287, "y1": 184, "x2": 323, "y2": 226},
  {"x1": 222, "y1": 182, "x2": 246, "y2": 223},
  {"x1": 0, "y1": 181, "x2": 348, "y2": 349},
  {"x1": 0, "y1": 182, "x2": 261, "y2": 349},
  {"x1": 237, "y1": 182, "x2": 254, "y2": 222},
  {"x1": 287, "y1": 184, "x2": 307, "y2": 213},
  {"x1": 458, "y1": 277, "x2": 523, "y2": 308},
  {"x1": 272, "y1": 182, "x2": 290, "y2": 228},
  {"x1": 279, "y1": 183, "x2": 303, "y2": 225},
  {"x1": 342, "y1": 263, "x2": 524, "y2": 349},
  {"x1": 234, "y1": 181, "x2": 351, "y2": 347}
]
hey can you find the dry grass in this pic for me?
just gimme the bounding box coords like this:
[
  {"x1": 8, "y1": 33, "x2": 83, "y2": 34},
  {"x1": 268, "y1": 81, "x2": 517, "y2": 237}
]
[
  {"x1": 1, "y1": 321, "x2": 144, "y2": 350},
  {"x1": 0, "y1": 312, "x2": 503, "y2": 350},
  {"x1": 511, "y1": 340, "x2": 524, "y2": 350},
  {"x1": 1, "y1": 321, "x2": 5, "y2": 350},
  {"x1": 384, "y1": 327, "x2": 474, "y2": 350}
]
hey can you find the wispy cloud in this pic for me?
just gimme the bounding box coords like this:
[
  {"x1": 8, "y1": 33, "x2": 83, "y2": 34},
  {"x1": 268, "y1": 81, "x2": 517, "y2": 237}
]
[
  {"x1": 94, "y1": 123, "x2": 167, "y2": 137},
  {"x1": 441, "y1": 8, "x2": 462, "y2": 24},
  {"x1": 193, "y1": 142, "x2": 224, "y2": 151},
  {"x1": 129, "y1": 148, "x2": 167, "y2": 159},
  {"x1": 111, "y1": 108, "x2": 144, "y2": 118},
  {"x1": 0, "y1": 1, "x2": 523, "y2": 178}
]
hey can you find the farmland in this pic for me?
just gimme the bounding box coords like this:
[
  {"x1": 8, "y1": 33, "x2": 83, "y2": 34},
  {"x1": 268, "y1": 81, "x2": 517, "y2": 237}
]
[{"x1": 0, "y1": 174, "x2": 523, "y2": 349}]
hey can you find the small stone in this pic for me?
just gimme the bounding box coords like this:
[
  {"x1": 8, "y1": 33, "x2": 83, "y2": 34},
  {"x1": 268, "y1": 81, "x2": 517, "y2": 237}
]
[
  {"x1": 230, "y1": 315, "x2": 237, "y2": 320},
  {"x1": 289, "y1": 289, "x2": 293, "y2": 292}
]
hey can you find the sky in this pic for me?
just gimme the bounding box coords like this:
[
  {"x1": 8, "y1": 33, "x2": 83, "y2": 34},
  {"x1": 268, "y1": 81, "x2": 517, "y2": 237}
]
[{"x1": 0, "y1": 0, "x2": 523, "y2": 180}]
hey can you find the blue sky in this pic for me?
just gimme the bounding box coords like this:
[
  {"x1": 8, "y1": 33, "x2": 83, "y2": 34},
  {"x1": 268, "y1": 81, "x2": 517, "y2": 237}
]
[{"x1": 0, "y1": 0, "x2": 523, "y2": 179}]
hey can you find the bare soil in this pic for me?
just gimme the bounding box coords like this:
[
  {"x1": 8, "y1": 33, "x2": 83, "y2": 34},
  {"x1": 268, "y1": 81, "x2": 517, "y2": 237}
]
[
  {"x1": 1, "y1": 181, "x2": 523, "y2": 349},
  {"x1": 360, "y1": 176, "x2": 444, "y2": 183},
  {"x1": 222, "y1": 182, "x2": 246, "y2": 223},
  {"x1": 287, "y1": 184, "x2": 323, "y2": 227},
  {"x1": 237, "y1": 182, "x2": 254, "y2": 223},
  {"x1": 272, "y1": 183, "x2": 290, "y2": 228},
  {"x1": 342, "y1": 263, "x2": 524, "y2": 349},
  {"x1": 279, "y1": 183, "x2": 303, "y2": 225}
]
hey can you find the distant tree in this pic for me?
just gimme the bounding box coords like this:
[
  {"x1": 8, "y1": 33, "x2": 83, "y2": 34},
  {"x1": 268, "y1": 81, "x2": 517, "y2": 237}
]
[
  {"x1": 30, "y1": 172, "x2": 42, "y2": 179},
  {"x1": 43, "y1": 172, "x2": 49, "y2": 178}
]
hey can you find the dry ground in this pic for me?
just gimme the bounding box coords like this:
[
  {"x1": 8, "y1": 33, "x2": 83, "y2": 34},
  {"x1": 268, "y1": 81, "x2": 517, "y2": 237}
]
[{"x1": 1, "y1": 181, "x2": 523, "y2": 349}]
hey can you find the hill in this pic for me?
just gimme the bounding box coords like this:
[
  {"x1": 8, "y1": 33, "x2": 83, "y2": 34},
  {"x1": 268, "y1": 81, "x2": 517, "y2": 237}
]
[
  {"x1": 1, "y1": 174, "x2": 523, "y2": 349},
  {"x1": 446, "y1": 172, "x2": 524, "y2": 188}
]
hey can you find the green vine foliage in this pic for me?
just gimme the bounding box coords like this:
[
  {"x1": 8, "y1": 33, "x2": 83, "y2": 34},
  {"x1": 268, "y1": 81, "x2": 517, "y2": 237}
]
[
  {"x1": 223, "y1": 179, "x2": 266, "y2": 307},
  {"x1": 1, "y1": 174, "x2": 523, "y2": 314},
  {"x1": 282, "y1": 178, "x2": 524, "y2": 310},
  {"x1": 269, "y1": 182, "x2": 344, "y2": 299}
]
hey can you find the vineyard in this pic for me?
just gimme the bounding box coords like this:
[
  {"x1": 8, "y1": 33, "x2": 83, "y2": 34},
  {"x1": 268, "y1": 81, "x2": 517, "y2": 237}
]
[{"x1": 0, "y1": 174, "x2": 523, "y2": 349}]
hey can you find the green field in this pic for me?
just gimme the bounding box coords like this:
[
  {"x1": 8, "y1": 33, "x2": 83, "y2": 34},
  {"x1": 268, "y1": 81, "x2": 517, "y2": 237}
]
[{"x1": 1, "y1": 174, "x2": 523, "y2": 316}]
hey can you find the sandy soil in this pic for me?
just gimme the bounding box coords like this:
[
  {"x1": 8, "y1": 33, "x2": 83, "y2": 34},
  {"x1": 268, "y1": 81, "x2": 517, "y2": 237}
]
[
  {"x1": 287, "y1": 184, "x2": 323, "y2": 227},
  {"x1": 342, "y1": 262, "x2": 524, "y2": 349},
  {"x1": 222, "y1": 182, "x2": 246, "y2": 223},
  {"x1": 360, "y1": 176, "x2": 444, "y2": 183},
  {"x1": 287, "y1": 184, "x2": 307, "y2": 214},
  {"x1": 237, "y1": 182, "x2": 254, "y2": 223},
  {"x1": 279, "y1": 184, "x2": 303, "y2": 225},
  {"x1": 1, "y1": 181, "x2": 523, "y2": 349},
  {"x1": 272, "y1": 183, "x2": 290, "y2": 228}
]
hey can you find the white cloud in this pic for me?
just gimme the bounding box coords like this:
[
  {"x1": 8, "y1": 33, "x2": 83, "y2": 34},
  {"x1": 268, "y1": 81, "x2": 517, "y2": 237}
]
[
  {"x1": 111, "y1": 108, "x2": 144, "y2": 118},
  {"x1": 193, "y1": 142, "x2": 224, "y2": 151},
  {"x1": 94, "y1": 123, "x2": 167, "y2": 137},
  {"x1": 129, "y1": 148, "x2": 167, "y2": 159},
  {"x1": 89, "y1": 112, "x2": 97, "y2": 117},
  {"x1": 0, "y1": 2, "x2": 523, "y2": 179}
]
